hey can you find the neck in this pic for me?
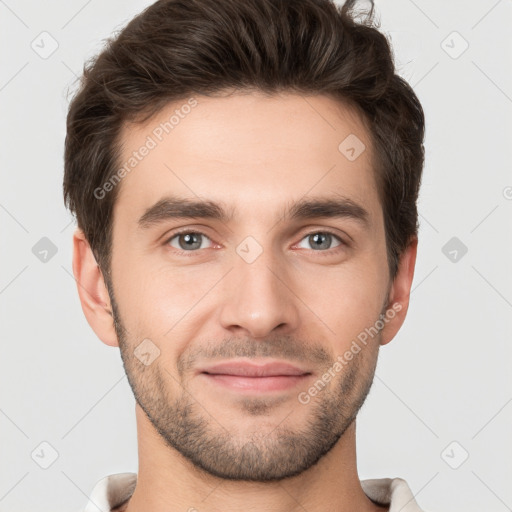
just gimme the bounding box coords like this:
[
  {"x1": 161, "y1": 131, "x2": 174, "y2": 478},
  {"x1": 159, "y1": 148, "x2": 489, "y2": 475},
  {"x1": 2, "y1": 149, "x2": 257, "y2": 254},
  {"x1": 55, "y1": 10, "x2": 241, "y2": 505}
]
[{"x1": 123, "y1": 404, "x2": 387, "y2": 512}]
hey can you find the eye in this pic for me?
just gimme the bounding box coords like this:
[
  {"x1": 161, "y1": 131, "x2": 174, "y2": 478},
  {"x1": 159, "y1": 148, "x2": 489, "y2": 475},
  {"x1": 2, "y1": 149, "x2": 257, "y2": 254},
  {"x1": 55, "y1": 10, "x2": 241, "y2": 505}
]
[
  {"x1": 164, "y1": 230, "x2": 346, "y2": 255},
  {"x1": 296, "y1": 231, "x2": 343, "y2": 251},
  {"x1": 167, "y1": 231, "x2": 213, "y2": 251}
]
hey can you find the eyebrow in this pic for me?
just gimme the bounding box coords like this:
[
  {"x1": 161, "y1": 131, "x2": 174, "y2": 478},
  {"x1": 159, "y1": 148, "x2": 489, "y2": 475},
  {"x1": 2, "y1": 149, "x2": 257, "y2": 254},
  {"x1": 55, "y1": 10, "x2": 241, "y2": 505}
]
[{"x1": 137, "y1": 195, "x2": 370, "y2": 230}]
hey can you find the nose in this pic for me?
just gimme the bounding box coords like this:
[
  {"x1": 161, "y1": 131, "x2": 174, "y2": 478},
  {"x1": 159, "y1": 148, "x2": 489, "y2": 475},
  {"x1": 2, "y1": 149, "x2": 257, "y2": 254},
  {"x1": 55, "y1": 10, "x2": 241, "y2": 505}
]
[{"x1": 218, "y1": 246, "x2": 300, "y2": 339}]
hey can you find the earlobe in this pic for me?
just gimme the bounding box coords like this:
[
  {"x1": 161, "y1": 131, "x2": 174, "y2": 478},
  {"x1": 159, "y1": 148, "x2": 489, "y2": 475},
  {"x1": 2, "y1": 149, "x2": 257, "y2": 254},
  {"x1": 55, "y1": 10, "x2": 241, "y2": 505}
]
[
  {"x1": 379, "y1": 237, "x2": 418, "y2": 346},
  {"x1": 72, "y1": 229, "x2": 119, "y2": 347}
]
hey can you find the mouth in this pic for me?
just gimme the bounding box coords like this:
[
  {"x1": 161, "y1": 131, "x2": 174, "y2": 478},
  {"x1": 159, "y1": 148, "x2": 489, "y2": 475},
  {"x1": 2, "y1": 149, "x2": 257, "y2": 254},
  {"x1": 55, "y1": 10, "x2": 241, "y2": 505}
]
[
  {"x1": 201, "y1": 373, "x2": 312, "y2": 392},
  {"x1": 199, "y1": 360, "x2": 312, "y2": 393}
]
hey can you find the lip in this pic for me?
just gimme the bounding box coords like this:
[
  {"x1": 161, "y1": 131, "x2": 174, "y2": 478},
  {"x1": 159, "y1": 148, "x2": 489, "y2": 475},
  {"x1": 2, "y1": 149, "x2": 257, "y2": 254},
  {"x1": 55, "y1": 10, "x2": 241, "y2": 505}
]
[
  {"x1": 199, "y1": 360, "x2": 311, "y2": 377},
  {"x1": 198, "y1": 360, "x2": 312, "y2": 393},
  {"x1": 202, "y1": 373, "x2": 310, "y2": 392}
]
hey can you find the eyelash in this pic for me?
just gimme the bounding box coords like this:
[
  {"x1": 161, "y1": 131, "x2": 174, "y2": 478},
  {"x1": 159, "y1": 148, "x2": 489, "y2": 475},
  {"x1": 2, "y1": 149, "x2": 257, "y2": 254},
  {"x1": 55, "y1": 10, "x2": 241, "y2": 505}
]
[{"x1": 163, "y1": 229, "x2": 348, "y2": 257}]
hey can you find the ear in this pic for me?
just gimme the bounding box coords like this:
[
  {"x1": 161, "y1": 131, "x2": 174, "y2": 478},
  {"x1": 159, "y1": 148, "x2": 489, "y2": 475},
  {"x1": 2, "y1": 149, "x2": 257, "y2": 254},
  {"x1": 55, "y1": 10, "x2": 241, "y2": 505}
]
[
  {"x1": 379, "y1": 237, "x2": 418, "y2": 346},
  {"x1": 72, "y1": 228, "x2": 119, "y2": 347}
]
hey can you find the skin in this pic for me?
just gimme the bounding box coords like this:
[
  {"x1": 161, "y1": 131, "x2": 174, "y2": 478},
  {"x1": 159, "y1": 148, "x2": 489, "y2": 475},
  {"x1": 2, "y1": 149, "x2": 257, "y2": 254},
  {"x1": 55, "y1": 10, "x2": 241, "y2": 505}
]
[{"x1": 73, "y1": 90, "x2": 417, "y2": 512}]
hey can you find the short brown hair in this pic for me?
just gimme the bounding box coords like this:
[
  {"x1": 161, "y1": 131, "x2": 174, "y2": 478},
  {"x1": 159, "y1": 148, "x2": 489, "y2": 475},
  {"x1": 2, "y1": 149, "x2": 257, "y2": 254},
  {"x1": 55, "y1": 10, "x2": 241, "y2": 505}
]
[{"x1": 63, "y1": 0, "x2": 425, "y2": 279}]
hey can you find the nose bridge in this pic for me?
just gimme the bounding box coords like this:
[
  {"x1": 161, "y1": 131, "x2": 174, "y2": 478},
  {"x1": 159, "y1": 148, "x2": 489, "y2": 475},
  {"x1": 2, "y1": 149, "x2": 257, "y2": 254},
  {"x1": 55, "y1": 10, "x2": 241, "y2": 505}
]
[{"x1": 219, "y1": 238, "x2": 299, "y2": 338}]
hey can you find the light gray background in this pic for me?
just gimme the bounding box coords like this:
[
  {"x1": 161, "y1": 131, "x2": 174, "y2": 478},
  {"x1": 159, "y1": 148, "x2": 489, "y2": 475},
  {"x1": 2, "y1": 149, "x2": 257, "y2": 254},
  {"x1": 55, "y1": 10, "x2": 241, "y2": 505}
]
[{"x1": 1, "y1": 1, "x2": 511, "y2": 511}]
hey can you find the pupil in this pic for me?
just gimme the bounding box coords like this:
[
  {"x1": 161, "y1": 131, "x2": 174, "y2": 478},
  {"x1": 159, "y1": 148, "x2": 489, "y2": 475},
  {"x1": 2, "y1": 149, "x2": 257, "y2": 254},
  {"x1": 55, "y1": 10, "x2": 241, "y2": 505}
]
[
  {"x1": 180, "y1": 233, "x2": 200, "y2": 250},
  {"x1": 311, "y1": 233, "x2": 330, "y2": 250}
]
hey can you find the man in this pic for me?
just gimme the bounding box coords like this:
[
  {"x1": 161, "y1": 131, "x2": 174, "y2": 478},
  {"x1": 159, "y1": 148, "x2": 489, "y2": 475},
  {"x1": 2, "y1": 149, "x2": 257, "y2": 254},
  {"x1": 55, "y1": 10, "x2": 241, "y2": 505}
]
[{"x1": 64, "y1": 0, "x2": 427, "y2": 510}]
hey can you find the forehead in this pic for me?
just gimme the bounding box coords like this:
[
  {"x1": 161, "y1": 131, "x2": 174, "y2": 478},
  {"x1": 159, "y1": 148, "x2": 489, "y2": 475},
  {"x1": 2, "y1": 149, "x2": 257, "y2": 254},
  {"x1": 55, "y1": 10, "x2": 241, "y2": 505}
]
[{"x1": 113, "y1": 91, "x2": 381, "y2": 227}]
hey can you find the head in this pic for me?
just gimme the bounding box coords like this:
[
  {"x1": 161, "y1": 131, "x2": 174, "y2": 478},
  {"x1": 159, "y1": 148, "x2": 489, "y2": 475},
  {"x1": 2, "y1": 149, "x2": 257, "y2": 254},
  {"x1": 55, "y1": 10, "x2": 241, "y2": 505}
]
[{"x1": 65, "y1": 0, "x2": 424, "y2": 482}]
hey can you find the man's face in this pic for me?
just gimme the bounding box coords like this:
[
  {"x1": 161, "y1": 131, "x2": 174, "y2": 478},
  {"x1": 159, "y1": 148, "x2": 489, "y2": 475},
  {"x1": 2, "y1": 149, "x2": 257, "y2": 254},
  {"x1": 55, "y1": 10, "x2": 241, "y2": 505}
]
[{"x1": 108, "y1": 91, "x2": 392, "y2": 481}]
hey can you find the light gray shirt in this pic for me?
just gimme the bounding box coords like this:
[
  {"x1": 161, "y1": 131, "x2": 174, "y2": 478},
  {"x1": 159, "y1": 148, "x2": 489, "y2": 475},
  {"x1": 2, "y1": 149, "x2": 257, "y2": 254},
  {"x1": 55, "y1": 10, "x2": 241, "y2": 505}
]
[{"x1": 80, "y1": 472, "x2": 428, "y2": 511}]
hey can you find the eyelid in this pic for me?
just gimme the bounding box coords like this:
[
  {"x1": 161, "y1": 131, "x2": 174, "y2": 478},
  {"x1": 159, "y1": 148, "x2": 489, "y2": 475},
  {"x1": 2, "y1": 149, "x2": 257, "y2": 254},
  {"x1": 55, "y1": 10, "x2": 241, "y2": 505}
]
[
  {"x1": 161, "y1": 225, "x2": 215, "y2": 243},
  {"x1": 163, "y1": 228, "x2": 216, "y2": 254},
  {"x1": 163, "y1": 227, "x2": 349, "y2": 255},
  {"x1": 292, "y1": 229, "x2": 347, "y2": 251}
]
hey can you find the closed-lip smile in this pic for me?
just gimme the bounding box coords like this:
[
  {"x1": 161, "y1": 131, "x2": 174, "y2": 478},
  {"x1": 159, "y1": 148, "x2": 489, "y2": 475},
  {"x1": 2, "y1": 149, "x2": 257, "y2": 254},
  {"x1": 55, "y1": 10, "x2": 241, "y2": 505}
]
[
  {"x1": 198, "y1": 360, "x2": 313, "y2": 393},
  {"x1": 199, "y1": 360, "x2": 311, "y2": 377}
]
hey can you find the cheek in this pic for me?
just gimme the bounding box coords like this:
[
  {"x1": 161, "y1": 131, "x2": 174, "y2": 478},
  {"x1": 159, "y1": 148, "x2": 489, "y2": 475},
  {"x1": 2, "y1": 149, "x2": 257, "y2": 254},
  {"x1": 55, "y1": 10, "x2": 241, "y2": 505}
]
[
  {"x1": 113, "y1": 258, "x2": 219, "y2": 341},
  {"x1": 297, "y1": 262, "x2": 387, "y2": 347}
]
